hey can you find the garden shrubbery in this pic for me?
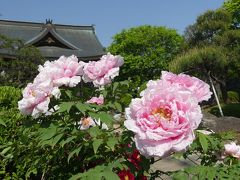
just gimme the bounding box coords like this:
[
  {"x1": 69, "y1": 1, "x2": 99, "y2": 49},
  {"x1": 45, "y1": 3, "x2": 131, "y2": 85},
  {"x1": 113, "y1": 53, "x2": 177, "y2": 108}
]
[{"x1": 1, "y1": 53, "x2": 240, "y2": 180}]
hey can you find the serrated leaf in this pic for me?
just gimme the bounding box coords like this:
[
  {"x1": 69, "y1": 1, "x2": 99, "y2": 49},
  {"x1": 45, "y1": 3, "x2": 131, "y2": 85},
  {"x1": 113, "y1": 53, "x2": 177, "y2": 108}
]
[
  {"x1": 58, "y1": 102, "x2": 74, "y2": 113},
  {"x1": 92, "y1": 139, "x2": 103, "y2": 154},
  {"x1": 206, "y1": 167, "x2": 217, "y2": 179},
  {"x1": 198, "y1": 133, "x2": 209, "y2": 153},
  {"x1": 60, "y1": 136, "x2": 77, "y2": 147},
  {"x1": 114, "y1": 102, "x2": 122, "y2": 112},
  {"x1": 86, "y1": 173, "x2": 101, "y2": 180},
  {"x1": 107, "y1": 137, "x2": 118, "y2": 151},
  {"x1": 88, "y1": 126, "x2": 101, "y2": 138},
  {"x1": 1, "y1": 147, "x2": 11, "y2": 155},
  {"x1": 68, "y1": 146, "x2": 81, "y2": 163},
  {"x1": 39, "y1": 123, "x2": 57, "y2": 141},
  {"x1": 88, "y1": 112, "x2": 99, "y2": 120},
  {"x1": 103, "y1": 169, "x2": 119, "y2": 180},
  {"x1": 75, "y1": 102, "x2": 93, "y2": 115},
  {"x1": 39, "y1": 139, "x2": 53, "y2": 147},
  {"x1": 98, "y1": 112, "x2": 113, "y2": 127},
  {"x1": 65, "y1": 90, "x2": 73, "y2": 99},
  {"x1": 0, "y1": 119, "x2": 6, "y2": 126},
  {"x1": 112, "y1": 82, "x2": 119, "y2": 94},
  {"x1": 102, "y1": 90, "x2": 108, "y2": 98},
  {"x1": 51, "y1": 133, "x2": 64, "y2": 148},
  {"x1": 69, "y1": 173, "x2": 84, "y2": 180},
  {"x1": 172, "y1": 172, "x2": 189, "y2": 180}
]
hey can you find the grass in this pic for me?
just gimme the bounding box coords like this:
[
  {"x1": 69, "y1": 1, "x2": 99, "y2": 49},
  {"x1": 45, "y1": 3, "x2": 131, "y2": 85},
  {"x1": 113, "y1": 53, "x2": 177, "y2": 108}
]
[{"x1": 207, "y1": 103, "x2": 240, "y2": 118}]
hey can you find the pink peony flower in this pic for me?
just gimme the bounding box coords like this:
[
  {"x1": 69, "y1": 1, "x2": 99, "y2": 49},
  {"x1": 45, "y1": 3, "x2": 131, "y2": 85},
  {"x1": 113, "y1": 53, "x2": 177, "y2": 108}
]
[
  {"x1": 124, "y1": 80, "x2": 202, "y2": 158},
  {"x1": 38, "y1": 55, "x2": 84, "y2": 87},
  {"x1": 86, "y1": 95, "x2": 104, "y2": 105},
  {"x1": 82, "y1": 53, "x2": 124, "y2": 86},
  {"x1": 79, "y1": 117, "x2": 96, "y2": 130},
  {"x1": 223, "y1": 142, "x2": 240, "y2": 159},
  {"x1": 78, "y1": 117, "x2": 108, "y2": 130},
  {"x1": 18, "y1": 79, "x2": 60, "y2": 118},
  {"x1": 161, "y1": 71, "x2": 212, "y2": 102}
]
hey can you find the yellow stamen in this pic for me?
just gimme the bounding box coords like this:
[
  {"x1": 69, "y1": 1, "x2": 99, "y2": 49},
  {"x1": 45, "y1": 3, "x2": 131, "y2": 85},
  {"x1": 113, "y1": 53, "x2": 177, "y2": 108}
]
[
  {"x1": 82, "y1": 118, "x2": 90, "y2": 126},
  {"x1": 152, "y1": 107, "x2": 172, "y2": 120}
]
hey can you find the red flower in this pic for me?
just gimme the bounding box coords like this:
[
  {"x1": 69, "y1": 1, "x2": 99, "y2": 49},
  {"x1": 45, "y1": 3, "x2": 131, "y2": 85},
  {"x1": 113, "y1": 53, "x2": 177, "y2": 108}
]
[
  {"x1": 118, "y1": 169, "x2": 135, "y2": 180},
  {"x1": 140, "y1": 175, "x2": 148, "y2": 180},
  {"x1": 128, "y1": 149, "x2": 141, "y2": 169}
]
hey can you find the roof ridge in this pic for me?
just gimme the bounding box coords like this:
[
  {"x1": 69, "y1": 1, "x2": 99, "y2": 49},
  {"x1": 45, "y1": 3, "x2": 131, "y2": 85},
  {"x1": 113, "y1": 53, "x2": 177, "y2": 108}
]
[{"x1": 0, "y1": 19, "x2": 94, "y2": 29}]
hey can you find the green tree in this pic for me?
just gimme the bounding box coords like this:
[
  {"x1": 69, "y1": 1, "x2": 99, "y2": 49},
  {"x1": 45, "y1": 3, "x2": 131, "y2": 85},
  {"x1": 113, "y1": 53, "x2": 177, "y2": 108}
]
[
  {"x1": 0, "y1": 35, "x2": 43, "y2": 87},
  {"x1": 181, "y1": 8, "x2": 240, "y2": 103},
  {"x1": 184, "y1": 9, "x2": 232, "y2": 47},
  {"x1": 214, "y1": 29, "x2": 240, "y2": 93},
  {"x1": 108, "y1": 25, "x2": 184, "y2": 82},
  {"x1": 169, "y1": 46, "x2": 229, "y2": 103},
  {"x1": 223, "y1": 0, "x2": 240, "y2": 28}
]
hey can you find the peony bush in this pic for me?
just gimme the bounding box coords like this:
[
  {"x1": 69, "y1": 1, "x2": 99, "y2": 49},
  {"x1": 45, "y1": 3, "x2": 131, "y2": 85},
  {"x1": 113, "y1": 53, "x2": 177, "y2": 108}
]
[{"x1": 1, "y1": 53, "x2": 240, "y2": 179}]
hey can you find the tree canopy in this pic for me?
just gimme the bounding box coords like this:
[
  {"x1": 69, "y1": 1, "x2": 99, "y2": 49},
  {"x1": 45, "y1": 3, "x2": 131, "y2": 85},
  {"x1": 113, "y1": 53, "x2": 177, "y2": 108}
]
[
  {"x1": 108, "y1": 25, "x2": 184, "y2": 82},
  {"x1": 184, "y1": 9, "x2": 232, "y2": 47},
  {"x1": 223, "y1": 0, "x2": 240, "y2": 28},
  {"x1": 0, "y1": 34, "x2": 43, "y2": 87}
]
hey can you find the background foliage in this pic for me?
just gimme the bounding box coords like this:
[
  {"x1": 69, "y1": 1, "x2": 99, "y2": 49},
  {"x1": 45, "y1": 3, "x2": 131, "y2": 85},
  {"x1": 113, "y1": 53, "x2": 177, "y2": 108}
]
[
  {"x1": 0, "y1": 35, "x2": 43, "y2": 88},
  {"x1": 108, "y1": 25, "x2": 184, "y2": 83}
]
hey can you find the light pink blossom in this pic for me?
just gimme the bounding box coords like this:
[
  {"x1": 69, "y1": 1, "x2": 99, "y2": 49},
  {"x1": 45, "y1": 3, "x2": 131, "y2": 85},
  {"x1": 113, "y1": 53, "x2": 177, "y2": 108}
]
[
  {"x1": 38, "y1": 55, "x2": 84, "y2": 87},
  {"x1": 124, "y1": 80, "x2": 202, "y2": 158},
  {"x1": 79, "y1": 117, "x2": 96, "y2": 130},
  {"x1": 223, "y1": 142, "x2": 240, "y2": 159},
  {"x1": 18, "y1": 79, "x2": 60, "y2": 118},
  {"x1": 86, "y1": 95, "x2": 104, "y2": 105},
  {"x1": 78, "y1": 117, "x2": 108, "y2": 130},
  {"x1": 161, "y1": 71, "x2": 212, "y2": 102},
  {"x1": 83, "y1": 53, "x2": 124, "y2": 86}
]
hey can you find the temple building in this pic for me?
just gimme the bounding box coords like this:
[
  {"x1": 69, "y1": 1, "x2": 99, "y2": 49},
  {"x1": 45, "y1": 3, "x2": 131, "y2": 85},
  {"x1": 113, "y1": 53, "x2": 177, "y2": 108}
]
[{"x1": 0, "y1": 19, "x2": 105, "y2": 60}]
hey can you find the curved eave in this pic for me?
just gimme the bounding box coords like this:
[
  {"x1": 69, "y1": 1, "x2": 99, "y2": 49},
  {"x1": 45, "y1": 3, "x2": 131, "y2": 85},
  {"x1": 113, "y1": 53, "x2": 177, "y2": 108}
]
[{"x1": 25, "y1": 28, "x2": 80, "y2": 50}]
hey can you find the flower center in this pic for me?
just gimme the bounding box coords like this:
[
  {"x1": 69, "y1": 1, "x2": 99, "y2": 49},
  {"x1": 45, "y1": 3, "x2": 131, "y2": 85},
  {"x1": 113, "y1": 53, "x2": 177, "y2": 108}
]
[
  {"x1": 82, "y1": 118, "x2": 91, "y2": 126},
  {"x1": 152, "y1": 107, "x2": 172, "y2": 120},
  {"x1": 30, "y1": 90, "x2": 36, "y2": 97},
  {"x1": 124, "y1": 176, "x2": 129, "y2": 180}
]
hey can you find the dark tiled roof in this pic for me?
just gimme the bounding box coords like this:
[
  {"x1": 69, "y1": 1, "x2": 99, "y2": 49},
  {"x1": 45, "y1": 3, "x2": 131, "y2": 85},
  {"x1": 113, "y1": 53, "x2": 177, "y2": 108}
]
[{"x1": 0, "y1": 19, "x2": 105, "y2": 60}]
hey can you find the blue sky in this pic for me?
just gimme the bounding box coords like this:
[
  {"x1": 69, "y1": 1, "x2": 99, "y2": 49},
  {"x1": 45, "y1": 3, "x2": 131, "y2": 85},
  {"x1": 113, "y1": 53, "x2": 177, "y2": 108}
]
[{"x1": 1, "y1": 0, "x2": 224, "y2": 47}]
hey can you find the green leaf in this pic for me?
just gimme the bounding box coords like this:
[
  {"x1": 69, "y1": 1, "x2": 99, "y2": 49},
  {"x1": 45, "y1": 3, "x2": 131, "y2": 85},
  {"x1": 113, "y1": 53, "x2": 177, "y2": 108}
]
[
  {"x1": 69, "y1": 173, "x2": 84, "y2": 180},
  {"x1": 88, "y1": 112, "x2": 99, "y2": 119},
  {"x1": 38, "y1": 123, "x2": 57, "y2": 141},
  {"x1": 103, "y1": 169, "x2": 119, "y2": 180},
  {"x1": 58, "y1": 102, "x2": 74, "y2": 113},
  {"x1": 51, "y1": 133, "x2": 64, "y2": 148},
  {"x1": 88, "y1": 126, "x2": 101, "y2": 138},
  {"x1": 114, "y1": 102, "x2": 122, "y2": 112},
  {"x1": 75, "y1": 102, "x2": 93, "y2": 115},
  {"x1": 65, "y1": 90, "x2": 73, "y2": 99},
  {"x1": 0, "y1": 119, "x2": 6, "y2": 126},
  {"x1": 107, "y1": 137, "x2": 118, "y2": 151},
  {"x1": 86, "y1": 173, "x2": 101, "y2": 180},
  {"x1": 172, "y1": 172, "x2": 189, "y2": 180},
  {"x1": 98, "y1": 112, "x2": 113, "y2": 127},
  {"x1": 198, "y1": 133, "x2": 209, "y2": 153},
  {"x1": 0, "y1": 146, "x2": 11, "y2": 156},
  {"x1": 206, "y1": 167, "x2": 217, "y2": 179},
  {"x1": 68, "y1": 146, "x2": 81, "y2": 163},
  {"x1": 92, "y1": 139, "x2": 103, "y2": 154},
  {"x1": 112, "y1": 82, "x2": 119, "y2": 94},
  {"x1": 60, "y1": 136, "x2": 77, "y2": 147}
]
